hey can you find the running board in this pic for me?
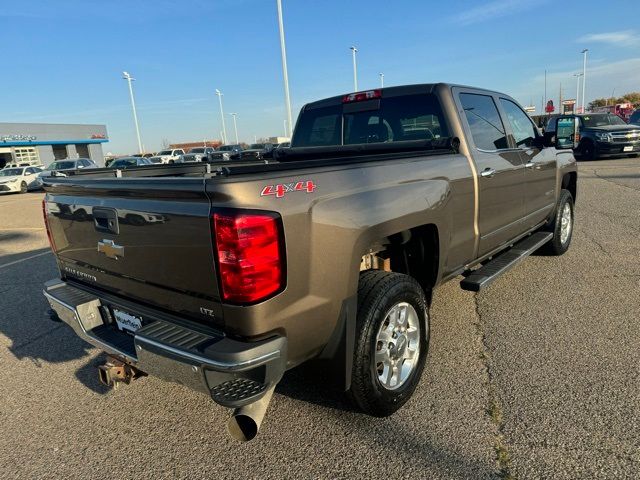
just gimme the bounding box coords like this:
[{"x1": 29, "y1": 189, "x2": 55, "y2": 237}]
[{"x1": 460, "y1": 232, "x2": 553, "y2": 292}]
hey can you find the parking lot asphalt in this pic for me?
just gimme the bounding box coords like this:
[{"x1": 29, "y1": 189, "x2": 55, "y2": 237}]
[{"x1": 0, "y1": 158, "x2": 639, "y2": 479}]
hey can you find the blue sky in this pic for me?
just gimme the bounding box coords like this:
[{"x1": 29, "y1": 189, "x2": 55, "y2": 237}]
[{"x1": 2, "y1": 0, "x2": 639, "y2": 154}]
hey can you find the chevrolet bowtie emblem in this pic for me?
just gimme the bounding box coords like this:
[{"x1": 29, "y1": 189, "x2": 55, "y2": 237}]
[{"x1": 98, "y1": 239, "x2": 124, "y2": 259}]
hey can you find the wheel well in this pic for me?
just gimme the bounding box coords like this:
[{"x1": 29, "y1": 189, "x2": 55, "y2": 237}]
[
  {"x1": 561, "y1": 172, "x2": 577, "y2": 202},
  {"x1": 362, "y1": 224, "x2": 439, "y2": 301}
]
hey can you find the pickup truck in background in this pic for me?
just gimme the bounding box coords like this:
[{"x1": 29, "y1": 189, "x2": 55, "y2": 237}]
[
  {"x1": 180, "y1": 147, "x2": 216, "y2": 163},
  {"x1": 240, "y1": 143, "x2": 275, "y2": 161},
  {"x1": 150, "y1": 149, "x2": 185, "y2": 164},
  {"x1": 42, "y1": 83, "x2": 577, "y2": 441}
]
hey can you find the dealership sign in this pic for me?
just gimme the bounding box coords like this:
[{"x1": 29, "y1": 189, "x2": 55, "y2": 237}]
[{"x1": 1, "y1": 134, "x2": 36, "y2": 142}]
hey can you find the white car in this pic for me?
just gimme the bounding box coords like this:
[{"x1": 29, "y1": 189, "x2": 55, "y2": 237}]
[
  {"x1": 154, "y1": 149, "x2": 185, "y2": 164},
  {"x1": 0, "y1": 166, "x2": 43, "y2": 194}
]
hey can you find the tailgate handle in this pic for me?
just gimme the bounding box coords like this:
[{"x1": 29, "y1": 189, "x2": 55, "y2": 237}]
[{"x1": 93, "y1": 207, "x2": 119, "y2": 234}]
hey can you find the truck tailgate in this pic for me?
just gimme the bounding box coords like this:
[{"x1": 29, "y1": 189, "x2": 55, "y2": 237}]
[{"x1": 43, "y1": 177, "x2": 223, "y2": 325}]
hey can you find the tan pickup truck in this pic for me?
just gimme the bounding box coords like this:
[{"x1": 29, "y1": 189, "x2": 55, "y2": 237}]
[{"x1": 42, "y1": 83, "x2": 577, "y2": 440}]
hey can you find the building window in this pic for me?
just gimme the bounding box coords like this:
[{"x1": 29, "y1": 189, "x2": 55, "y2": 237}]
[{"x1": 13, "y1": 147, "x2": 40, "y2": 164}]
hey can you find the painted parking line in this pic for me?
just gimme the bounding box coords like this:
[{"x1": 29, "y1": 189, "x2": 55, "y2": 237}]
[{"x1": 0, "y1": 251, "x2": 52, "y2": 269}]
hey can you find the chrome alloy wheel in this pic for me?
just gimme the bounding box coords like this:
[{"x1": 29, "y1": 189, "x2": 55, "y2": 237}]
[
  {"x1": 560, "y1": 202, "x2": 572, "y2": 245},
  {"x1": 375, "y1": 302, "x2": 422, "y2": 390}
]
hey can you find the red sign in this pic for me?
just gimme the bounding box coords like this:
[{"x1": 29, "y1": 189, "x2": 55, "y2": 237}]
[
  {"x1": 545, "y1": 100, "x2": 555, "y2": 113},
  {"x1": 91, "y1": 134, "x2": 106, "y2": 139}
]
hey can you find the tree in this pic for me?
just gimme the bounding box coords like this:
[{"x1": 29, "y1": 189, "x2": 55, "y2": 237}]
[{"x1": 589, "y1": 92, "x2": 640, "y2": 111}]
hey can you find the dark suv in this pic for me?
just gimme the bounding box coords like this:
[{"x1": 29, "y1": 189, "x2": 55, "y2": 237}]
[
  {"x1": 545, "y1": 113, "x2": 640, "y2": 160},
  {"x1": 629, "y1": 110, "x2": 640, "y2": 126}
]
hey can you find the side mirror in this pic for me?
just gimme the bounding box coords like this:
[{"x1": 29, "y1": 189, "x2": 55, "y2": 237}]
[
  {"x1": 78, "y1": 165, "x2": 85, "y2": 169},
  {"x1": 554, "y1": 117, "x2": 578, "y2": 150}
]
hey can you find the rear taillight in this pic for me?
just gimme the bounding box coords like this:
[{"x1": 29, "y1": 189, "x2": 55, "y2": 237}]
[
  {"x1": 342, "y1": 89, "x2": 382, "y2": 103},
  {"x1": 213, "y1": 211, "x2": 285, "y2": 303},
  {"x1": 42, "y1": 199, "x2": 56, "y2": 251}
]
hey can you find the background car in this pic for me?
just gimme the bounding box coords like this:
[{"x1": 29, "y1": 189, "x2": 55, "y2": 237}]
[
  {"x1": 179, "y1": 147, "x2": 215, "y2": 163},
  {"x1": 240, "y1": 143, "x2": 275, "y2": 160},
  {"x1": 0, "y1": 166, "x2": 43, "y2": 194},
  {"x1": 35, "y1": 158, "x2": 97, "y2": 187},
  {"x1": 544, "y1": 113, "x2": 640, "y2": 160},
  {"x1": 208, "y1": 145, "x2": 242, "y2": 161},
  {"x1": 154, "y1": 149, "x2": 184, "y2": 164},
  {"x1": 108, "y1": 157, "x2": 153, "y2": 169},
  {"x1": 630, "y1": 110, "x2": 640, "y2": 126}
]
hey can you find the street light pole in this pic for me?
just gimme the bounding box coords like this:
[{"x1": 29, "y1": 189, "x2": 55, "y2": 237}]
[
  {"x1": 379, "y1": 72, "x2": 384, "y2": 88},
  {"x1": 573, "y1": 73, "x2": 583, "y2": 113},
  {"x1": 276, "y1": 0, "x2": 293, "y2": 141},
  {"x1": 229, "y1": 113, "x2": 239, "y2": 144},
  {"x1": 215, "y1": 89, "x2": 228, "y2": 144},
  {"x1": 122, "y1": 71, "x2": 143, "y2": 154},
  {"x1": 581, "y1": 49, "x2": 588, "y2": 113},
  {"x1": 350, "y1": 46, "x2": 358, "y2": 91}
]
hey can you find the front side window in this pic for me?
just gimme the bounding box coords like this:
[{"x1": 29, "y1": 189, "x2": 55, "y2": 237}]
[
  {"x1": 460, "y1": 93, "x2": 508, "y2": 150},
  {"x1": 500, "y1": 98, "x2": 537, "y2": 147}
]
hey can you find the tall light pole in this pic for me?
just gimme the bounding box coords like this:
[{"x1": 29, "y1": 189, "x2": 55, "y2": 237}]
[
  {"x1": 350, "y1": 46, "x2": 358, "y2": 91},
  {"x1": 276, "y1": 0, "x2": 293, "y2": 141},
  {"x1": 228, "y1": 113, "x2": 239, "y2": 144},
  {"x1": 573, "y1": 73, "x2": 583, "y2": 113},
  {"x1": 581, "y1": 49, "x2": 588, "y2": 113},
  {"x1": 215, "y1": 89, "x2": 227, "y2": 144},
  {"x1": 283, "y1": 119, "x2": 288, "y2": 138},
  {"x1": 122, "y1": 71, "x2": 143, "y2": 154},
  {"x1": 379, "y1": 72, "x2": 384, "y2": 88}
]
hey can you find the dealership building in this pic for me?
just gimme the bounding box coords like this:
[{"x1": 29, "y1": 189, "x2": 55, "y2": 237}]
[{"x1": 0, "y1": 122, "x2": 108, "y2": 169}]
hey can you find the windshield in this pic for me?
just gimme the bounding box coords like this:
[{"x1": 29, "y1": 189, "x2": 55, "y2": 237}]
[
  {"x1": 48, "y1": 161, "x2": 76, "y2": 170},
  {"x1": 582, "y1": 114, "x2": 627, "y2": 128},
  {"x1": 189, "y1": 148, "x2": 205, "y2": 153},
  {"x1": 0, "y1": 168, "x2": 23, "y2": 176},
  {"x1": 292, "y1": 93, "x2": 449, "y2": 147},
  {"x1": 249, "y1": 144, "x2": 265, "y2": 150},
  {"x1": 218, "y1": 145, "x2": 233, "y2": 151},
  {"x1": 158, "y1": 150, "x2": 172, "y2": 155}
]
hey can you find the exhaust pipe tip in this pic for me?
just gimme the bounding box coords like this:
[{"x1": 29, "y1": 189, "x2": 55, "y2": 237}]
[
  {"x1": 226, "y1": 386, "x2": 276, "y2": 442},
  {"x1": 227, "y1": 414, "x2": 259, "y2": 442}
]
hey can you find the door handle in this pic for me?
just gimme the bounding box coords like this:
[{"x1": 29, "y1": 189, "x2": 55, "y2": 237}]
[
  {"x1": 480, "y1": 168, "x2": 496, "y2": 178},
  {"x1": 525, "y1": 162, "x2": 542, "y2": 170}
]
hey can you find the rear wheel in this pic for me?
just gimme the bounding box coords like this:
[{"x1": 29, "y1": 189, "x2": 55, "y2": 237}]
[
  {"x1": 19, "y1": 181, "x2": 27, "y2": 193},
  {"x1": 348, "y1": 270, "x2": 429, "y2": 416},
  {"x1": 541, "y1": 189, "x2": 574, "y2": 256}
]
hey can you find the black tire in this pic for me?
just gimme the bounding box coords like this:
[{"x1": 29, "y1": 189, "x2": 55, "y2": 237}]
[
  {"x1": 347, "y1": 270, "x2": 430, "y2": 417},
  {"x1": 579, "y1": 140, "x2": 597, "y2": 161},
  {"x1": 20, "y1": 181, "x2": 27, "y2": 193},
  {"x1": 541, "y1": 189, "x2": 574, "y2": 256}
]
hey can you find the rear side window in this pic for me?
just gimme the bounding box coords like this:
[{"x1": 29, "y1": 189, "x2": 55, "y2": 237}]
[
  {"x1": 460, "y1": 93, "x2": 508, "y2": 150},
  {"x1": 499, "y1": 98, "x2": 537, "y2": 147},
  {"x1": 292, "y1": 93, "x2": 448, "y2": 147}
]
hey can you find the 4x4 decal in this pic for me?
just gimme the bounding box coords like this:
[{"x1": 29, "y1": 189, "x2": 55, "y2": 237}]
[{"x1": 261, "y1": 180, "x2": 317, "y2": 198}]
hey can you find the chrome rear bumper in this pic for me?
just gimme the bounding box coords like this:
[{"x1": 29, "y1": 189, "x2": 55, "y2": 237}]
[{"x1": 43, "y1": 279, "x2": 286, "y2": 407}]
